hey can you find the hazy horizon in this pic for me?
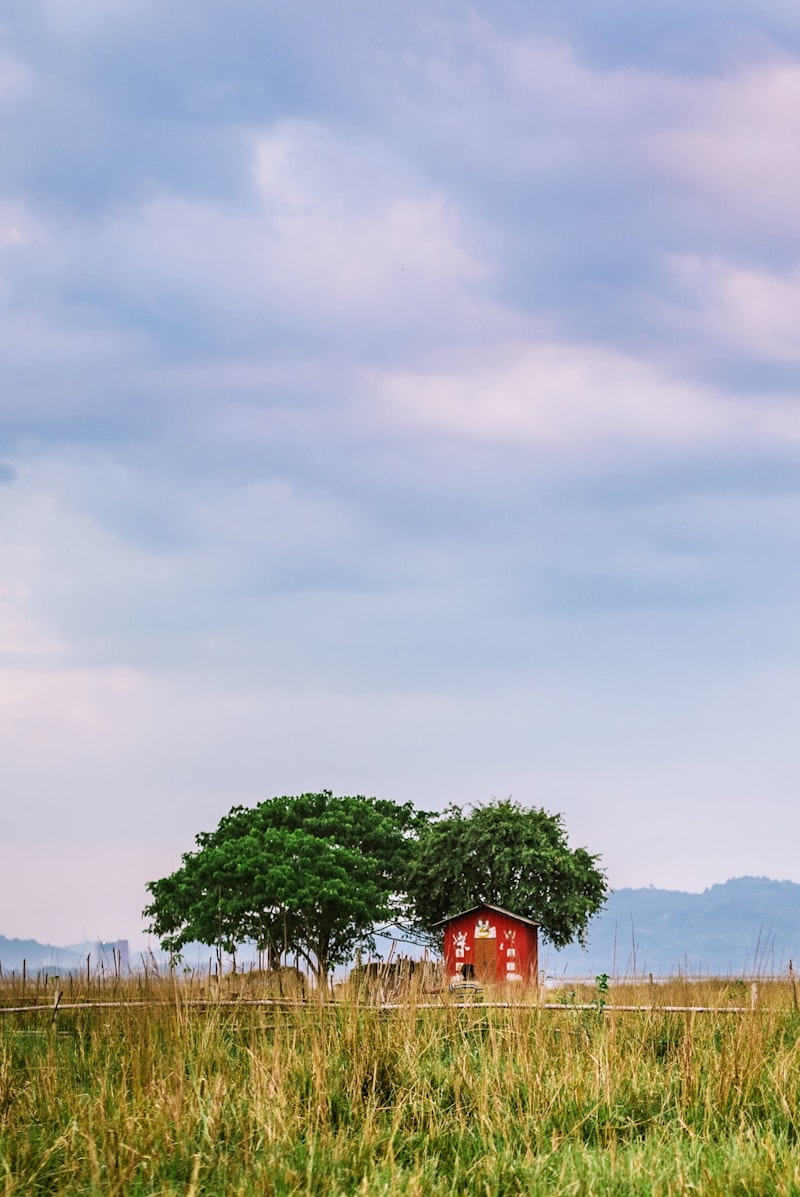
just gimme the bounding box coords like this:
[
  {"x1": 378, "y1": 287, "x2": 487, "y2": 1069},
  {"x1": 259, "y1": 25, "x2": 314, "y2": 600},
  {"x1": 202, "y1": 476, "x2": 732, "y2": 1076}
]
[
  {"x1": 2, "y1": 874, "x2": 797, "y2": 956},
  {"x1": 3, "y1": 2, "x2": 800, "y2": 945}
]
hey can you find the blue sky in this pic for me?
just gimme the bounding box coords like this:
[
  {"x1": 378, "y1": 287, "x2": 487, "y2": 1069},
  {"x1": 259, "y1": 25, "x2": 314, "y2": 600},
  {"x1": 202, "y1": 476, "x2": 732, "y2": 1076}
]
[{"x1": 2, "y1": 1, "x2": 800, "y2": 946}]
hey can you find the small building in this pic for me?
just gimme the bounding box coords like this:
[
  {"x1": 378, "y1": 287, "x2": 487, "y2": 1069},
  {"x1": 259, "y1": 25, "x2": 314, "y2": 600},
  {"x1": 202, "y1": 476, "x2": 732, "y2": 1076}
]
[
  {"x1": 94, "y1": 940, "x2": 129, "y2": 973},
  {"x1": 435, "y1": 904, "x2": 539, "y2": 985}
]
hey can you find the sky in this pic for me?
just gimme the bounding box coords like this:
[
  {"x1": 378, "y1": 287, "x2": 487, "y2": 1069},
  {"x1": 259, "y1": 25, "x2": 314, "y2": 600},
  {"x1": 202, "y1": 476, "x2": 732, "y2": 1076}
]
[{"x1": 2, "y1": 1, "x2": 800, "y2": 947}]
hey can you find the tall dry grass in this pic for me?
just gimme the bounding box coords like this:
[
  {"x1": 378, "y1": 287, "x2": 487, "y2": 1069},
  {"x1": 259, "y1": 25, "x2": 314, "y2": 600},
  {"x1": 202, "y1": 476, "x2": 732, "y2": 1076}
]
[{"x1": 1, "y1": 970, "x2": 800, "y2": 1195}]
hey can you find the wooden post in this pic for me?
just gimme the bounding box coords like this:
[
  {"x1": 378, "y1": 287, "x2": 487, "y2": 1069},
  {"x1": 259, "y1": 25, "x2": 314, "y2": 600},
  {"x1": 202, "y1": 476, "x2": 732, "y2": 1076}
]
[
  {"x1": 789, "y1": 961, "x2": 799, "y2": 1014},
  {"x1": 51, "y1": 988, "x2": 62, "y2": 1028},
  {"x1": 22, "y1": 959, "x2": 26, "y2": 996},
  {"x1": 86, "y1": 954, "x2": 91, "y2": 990}
]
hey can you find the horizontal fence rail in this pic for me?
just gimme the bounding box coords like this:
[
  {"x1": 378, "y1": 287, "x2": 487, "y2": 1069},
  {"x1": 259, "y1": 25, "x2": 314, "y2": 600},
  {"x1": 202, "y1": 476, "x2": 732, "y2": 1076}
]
[{"x1": 0, "y1": 998, "x2": 771, "y2": 1015}]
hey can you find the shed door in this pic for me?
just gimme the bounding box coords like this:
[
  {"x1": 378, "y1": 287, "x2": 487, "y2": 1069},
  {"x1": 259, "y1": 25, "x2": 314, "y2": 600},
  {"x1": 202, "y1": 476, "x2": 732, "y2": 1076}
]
[{"x1": 473, "y1": 938, "x2": 496, "y2": 982}]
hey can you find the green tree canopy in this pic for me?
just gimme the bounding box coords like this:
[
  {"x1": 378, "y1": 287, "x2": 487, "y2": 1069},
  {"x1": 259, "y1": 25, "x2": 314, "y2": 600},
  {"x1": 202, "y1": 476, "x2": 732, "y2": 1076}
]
[
  {"x1": 406, "y1": 799, "x2": 608, "y2": 949},
  {"x1": 143, "y1": 791, "x2": 421, "y2": 981}
]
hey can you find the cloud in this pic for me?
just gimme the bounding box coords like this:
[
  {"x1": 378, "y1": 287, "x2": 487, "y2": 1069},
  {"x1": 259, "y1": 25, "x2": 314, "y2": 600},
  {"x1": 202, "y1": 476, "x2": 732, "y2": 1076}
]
[
  {"x1": 94, "y1": 121, "x2": 487, "y2": 356},
  {"x1": 0, "y1": 118, "x2": 494, "y2": 454},
  {"x1": 0, "y1": 49, "x2": 31, "y2": 103},
  {"x1": 0, "y1": 583, "x2": 61, "y2": 659},
  {"x1": 3, "y1": 0, "x2": 800, "y2": 945},
  {"x1": 373, "y1": 340, "x2": 800, "y2": 457},
  {"x1": 654, "y1": 60, "x2": 800, "y2": 239},
  {"x1": 658, "y1": 255, "x2": 800, "y2": 370}
]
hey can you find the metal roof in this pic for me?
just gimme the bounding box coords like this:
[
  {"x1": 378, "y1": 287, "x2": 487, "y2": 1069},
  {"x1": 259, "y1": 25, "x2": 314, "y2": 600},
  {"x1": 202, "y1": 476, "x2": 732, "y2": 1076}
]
[{"x1": 432, "y1": 903, "x2": 539, "y2": 929}]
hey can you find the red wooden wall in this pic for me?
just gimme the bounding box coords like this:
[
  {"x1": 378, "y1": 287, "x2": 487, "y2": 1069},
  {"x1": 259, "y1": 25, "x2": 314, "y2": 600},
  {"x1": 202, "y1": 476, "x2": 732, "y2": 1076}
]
[{"x1": 441, "y1": 906, "x2": 538, "y2": 985}]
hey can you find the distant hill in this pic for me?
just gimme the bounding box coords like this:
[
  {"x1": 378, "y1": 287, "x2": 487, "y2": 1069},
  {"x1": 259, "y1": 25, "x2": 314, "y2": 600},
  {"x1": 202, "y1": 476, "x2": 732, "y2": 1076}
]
[
  {"x1": 546, "y1": 876, "x2": 800, "y2": 978},
  {"x1": 0, "y1": 937, "x2": 139, "y2": 973},
  {"x1": 0, "y1": 935, "x2": 87, "y2": 972}
]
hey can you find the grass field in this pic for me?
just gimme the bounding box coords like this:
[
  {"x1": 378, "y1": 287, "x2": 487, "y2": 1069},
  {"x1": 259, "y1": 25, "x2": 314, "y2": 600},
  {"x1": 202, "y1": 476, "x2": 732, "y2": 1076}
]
[{"x1": 2, "y1": 971, "x2": 800, "y2": 1195}]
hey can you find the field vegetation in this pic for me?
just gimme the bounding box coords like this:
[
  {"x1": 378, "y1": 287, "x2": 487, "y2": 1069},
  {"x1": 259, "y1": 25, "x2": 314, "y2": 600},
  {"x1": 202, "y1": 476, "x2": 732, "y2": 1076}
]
[{"x1": 2, "y1": 969, "x2": 800, "y2": 1195}]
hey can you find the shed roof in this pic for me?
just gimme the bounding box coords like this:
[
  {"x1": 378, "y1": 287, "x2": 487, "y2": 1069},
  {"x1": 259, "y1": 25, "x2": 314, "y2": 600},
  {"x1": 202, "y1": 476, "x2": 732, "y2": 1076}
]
[{"x1": 432, "y1": 903, "x2": 539, "y2": 930}]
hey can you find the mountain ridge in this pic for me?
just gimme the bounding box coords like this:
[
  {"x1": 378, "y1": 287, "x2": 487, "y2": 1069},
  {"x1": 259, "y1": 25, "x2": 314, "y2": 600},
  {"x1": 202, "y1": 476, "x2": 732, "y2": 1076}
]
[{"x1": 548, "y1": 875, "x2": 800, "y2": 977}]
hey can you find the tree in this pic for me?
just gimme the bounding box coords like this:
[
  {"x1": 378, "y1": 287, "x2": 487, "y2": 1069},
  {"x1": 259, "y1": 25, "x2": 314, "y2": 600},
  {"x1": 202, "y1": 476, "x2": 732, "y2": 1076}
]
[
  {"x1": 405, "y1": 799, "x2": 608, "y2": 948},
  {"x1": 143, "y1": 791, "x2": 422, "y2": 982}
]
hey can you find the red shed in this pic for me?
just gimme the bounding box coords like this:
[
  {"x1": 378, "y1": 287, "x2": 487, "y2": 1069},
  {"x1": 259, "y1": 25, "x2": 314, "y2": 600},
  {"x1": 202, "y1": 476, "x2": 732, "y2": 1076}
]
[{"x1": 435, "y1": 904, "x2": 539, "y2": 986}]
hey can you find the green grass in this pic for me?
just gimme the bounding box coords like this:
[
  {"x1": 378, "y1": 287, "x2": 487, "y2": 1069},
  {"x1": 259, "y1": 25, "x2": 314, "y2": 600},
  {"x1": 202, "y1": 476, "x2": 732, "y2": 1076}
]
[{"x1": 2, "y1": 973, "x2": 800, "y2": 1194}]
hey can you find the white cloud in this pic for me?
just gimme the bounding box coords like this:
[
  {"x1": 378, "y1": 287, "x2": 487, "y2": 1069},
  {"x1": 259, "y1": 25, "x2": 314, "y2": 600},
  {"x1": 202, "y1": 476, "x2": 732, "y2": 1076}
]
[
  {"x1": 660, "y1": 255, "x2": 800, "y2": 365},
  {"x1": 0, "y1": 582, "x2": 62, "y2": 658},
  {"x1": 373, "y1": 340, "x2": 800, "y2": 455},
  {"x1": 197, "y1": 477, "x2": 360, "y2": 554},
  {"x1": 0, "y1": 205, "x2": 36, "y2": 251},
  {"x1": 377, "y1": 25, "x2": 800, "y2": 259},
  {"x1": 0, "y1": 51, "x2": 33, "y2": 103},
  {"x1": 39, "y1": 0, "x2": 144, "y2": 37},
  {"x1": 654, "y1": 60, "x2": 800, "y2": 235},
  {"x1": 57, "y1": 122, "x2": 490, "y2": 356}
]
